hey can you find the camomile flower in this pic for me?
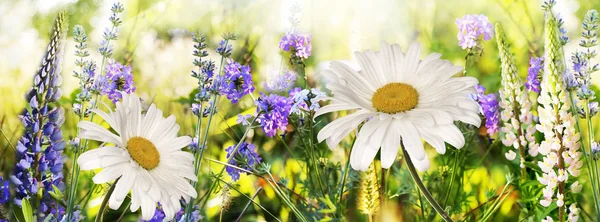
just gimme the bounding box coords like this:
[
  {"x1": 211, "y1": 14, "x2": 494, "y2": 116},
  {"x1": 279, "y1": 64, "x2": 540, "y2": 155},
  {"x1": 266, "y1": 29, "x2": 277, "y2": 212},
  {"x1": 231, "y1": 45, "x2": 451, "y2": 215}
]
[
  {"x1": 77, "y1": 93, "x2": 197, "y2": 220},
  {"x1": 317, "y1": 42, "x2": 481, "y2": 171}
]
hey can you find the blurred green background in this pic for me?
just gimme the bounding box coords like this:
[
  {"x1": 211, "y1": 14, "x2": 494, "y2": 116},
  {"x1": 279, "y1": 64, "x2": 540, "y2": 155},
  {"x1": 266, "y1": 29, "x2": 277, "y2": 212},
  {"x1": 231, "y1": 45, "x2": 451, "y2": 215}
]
[{"x1": 2, "y1": 0, "x2": 600, "y2": 221}]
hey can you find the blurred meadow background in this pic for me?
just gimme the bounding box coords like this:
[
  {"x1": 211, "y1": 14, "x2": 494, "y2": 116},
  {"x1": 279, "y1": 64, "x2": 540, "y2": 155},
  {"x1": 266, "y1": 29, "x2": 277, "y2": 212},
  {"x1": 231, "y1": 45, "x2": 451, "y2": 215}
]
[{"x1": 2, "y1": 0, "x2": 600, "y2": 221}]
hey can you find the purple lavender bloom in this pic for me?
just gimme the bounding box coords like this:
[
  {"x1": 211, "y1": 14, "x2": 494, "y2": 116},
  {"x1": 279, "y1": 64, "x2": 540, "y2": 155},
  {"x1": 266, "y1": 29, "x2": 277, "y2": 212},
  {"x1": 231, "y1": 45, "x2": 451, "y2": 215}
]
[
  {"x1": 0, "y1": 176, "x2": 8, "y2": 204},
  {"x1": 191, "y1": 103, "x2": 201, "y2": 116},
  {"x1": 455, "y1": 14, "x2": 494, "y2": 49},
  {"x1": 290, "y1": 88, "x2": 327, "y2": 115},
  {"x1": 472, "y1": 85, "x2": 500, "y2": 135},
  {"x1": 100, "y1": 60, "x2": 136, "y2": 103},
  {"x1": 526, "y1": 57, "x2": 543, "y2": 93},
  {"x1": 263, "y1": 71, "x2": 297, "y2": 92},
  {"x1": 564, "y1": 70, "x2": 580, "y2": 91},
  {"x1": 144, "y1": 206, "x2": 166, "y2": 222},
  {"x1": 176, "y1": 206, "x2": 201, "y2": 222},
  {"x1": 236, "y1": 114, "x2": 253, "y2": 126},
  {"x1": 279, "y1": 33, "x2": 312, "y2": 59},
  {"x1": 255, "y1": 93, "x2": 293, "y2": 137},
  {"x1": 225, "y1": 142, "x2": 262, "y2": 181},
  {"x1": 216, "y1": 40, "x2": 233, "y2": 57},
  {"x1": 188, "y1": 137, "x2": 200, "y2": 152},
  {"x1": 294, "y1": 35, "x2": 312, "y2": 59},
  {"x1": 219, "y1": 61, "x2": 254, "y2": 103}
]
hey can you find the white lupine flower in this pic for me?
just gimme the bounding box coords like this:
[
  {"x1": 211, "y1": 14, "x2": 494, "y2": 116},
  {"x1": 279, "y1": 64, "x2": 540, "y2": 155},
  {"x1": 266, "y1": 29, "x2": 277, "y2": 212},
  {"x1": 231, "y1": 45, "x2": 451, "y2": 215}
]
[
  {"x1": 556, "y1": 193, "x2": 564, "y2": 207},
  {"x1": 496, "y1": 25, "x2": 538, "y2": 167},
  {"x1": 568, "y1": 204, "x2": 580, "y2": 222},
  {"x1": 542, "y1": 216, "x2": 554, "y2": 222},
  {"x1": 536, "y1": 12, "x2": 582, "y2": 214},
  {"x1": 570, "y1": 181, "x2": 582, "y2": 193},
  {"x1": 505, "y1": 150, "x2": 517, "y2": 160}
]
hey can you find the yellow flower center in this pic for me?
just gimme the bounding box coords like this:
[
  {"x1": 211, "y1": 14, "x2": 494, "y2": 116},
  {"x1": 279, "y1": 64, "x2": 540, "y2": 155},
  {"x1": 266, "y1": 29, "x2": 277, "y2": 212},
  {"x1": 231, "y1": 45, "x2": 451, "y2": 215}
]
[
  {"x1": 127, "y1": 137, "x2": 160, "y2": 170},
  {"x1": 371, "y1": 83, "x2": 419, "y2": 114}
]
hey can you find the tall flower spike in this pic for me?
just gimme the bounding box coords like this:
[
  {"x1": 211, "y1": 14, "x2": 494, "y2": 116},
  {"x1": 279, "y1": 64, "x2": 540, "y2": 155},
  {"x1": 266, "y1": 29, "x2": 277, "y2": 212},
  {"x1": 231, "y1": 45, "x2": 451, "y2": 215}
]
[
  {"x1": 495, "y1": 24, "x2": 538, "y2": 172},
  {"x1": 536, "y1": 11, "x2": 582, "y2": 220},
  {"x1": 12, "y1": 12, "x2": 68, "y2": 220}
]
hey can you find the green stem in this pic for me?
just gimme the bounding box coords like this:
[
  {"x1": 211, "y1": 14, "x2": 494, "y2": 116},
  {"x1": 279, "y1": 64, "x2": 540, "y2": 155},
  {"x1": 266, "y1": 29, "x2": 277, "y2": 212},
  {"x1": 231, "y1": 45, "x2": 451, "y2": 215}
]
[
  {"x1": 585, "y1": 99, "x2": 600, "y2": 220},
  {"x1": 235, "y1": 187, "x2": 263, "y2": 222},
  {"x1": 568, "y1": 92, "x2": 600, "y2": 220},
  {"x1": 198, "y1": 116, "x2": 259, "y2": 211},
  {"x1": 338, "y1": 138, "x2": 356, "y2": 203},
  {"x1": 402, "y1": 144, "x2": 453, "y2": 222},
  {"x1": 185, "y1": 41, "x2": 230, "y2": 219},
  {"x1": 95, "y1": 178, "x2": 119, "y2": 222}
]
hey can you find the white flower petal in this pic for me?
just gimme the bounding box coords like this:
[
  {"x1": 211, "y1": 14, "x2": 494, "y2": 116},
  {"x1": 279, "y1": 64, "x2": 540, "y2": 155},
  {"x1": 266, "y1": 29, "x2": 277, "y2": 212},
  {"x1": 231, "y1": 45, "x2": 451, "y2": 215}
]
[
  {"x1": 350, "y1": 118, "x2": 385, "y2": 171},
  {"x1": 78, "y1": 121, "x2": 123, "y2": 147},
  {"x1": 381, "y1": 125, "x2": 401, "y2": 168},
  {"x1": 92, "y1": 165, "x2": 125, "y2": 184},
  {"x1": 397, "y1": 120, "x2": 426, "y2": 161}
]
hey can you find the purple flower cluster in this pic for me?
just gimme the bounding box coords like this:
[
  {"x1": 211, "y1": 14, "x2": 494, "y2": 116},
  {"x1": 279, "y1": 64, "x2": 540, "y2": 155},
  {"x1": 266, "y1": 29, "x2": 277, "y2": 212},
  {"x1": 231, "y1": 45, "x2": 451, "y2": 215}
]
[
  {"x1": 256, "y1": 93, "x2": 293, "y2": 137},
  {"x1": 98, "y1": 60, "x2": 136, "y2": 103},
  {"x1": 12, "y1": 15, "x2": 67, "y2": 220},
  {"x1": 290, "y1": 87, "x2": 327, "y2": 115},
  {"x1": 455, "y1": 14, "x2": 494, "y2": 49},
  {"x1": 225, "y1": 142, "x2": 262, "y2": 181},
  {"x1": 144, "y1": 205, "x2": 201, "y2": 222},
  {"x1": 263, "y1": 71, "x2": 297, "y2": 92},
  {"x1": 279, "y1": 33, "x2": 312, "y2": 59},
  {"x1": 219, "y1": 61, "x2": 254, "y2": 103},
  {"x1": 216, "y1": 39, "x2": 233, "y2": 57},
  {"x1": 526, "y1": 57, "x2": 543, "y2": 93},
  {"x1": 0, "y1": 176, "x2": 8, "y2": 204},
  {"x1": 473, "y1": 85, "x2": 500, "y2": 135}
]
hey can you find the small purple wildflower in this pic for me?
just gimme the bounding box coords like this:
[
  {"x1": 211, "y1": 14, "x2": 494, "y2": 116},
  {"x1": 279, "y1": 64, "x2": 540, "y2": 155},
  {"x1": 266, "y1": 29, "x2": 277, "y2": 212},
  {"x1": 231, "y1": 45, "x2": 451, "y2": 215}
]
[
  {"x1": 473, "y1": 85, "x2": 500, "y2": 135},
  {"x1": 255, "y1": 93, "x2": 293, "y2": 137},
  {"x1": 455, "y1": 14, "x2": 494, "y2": 49},
  {"x1": 100, "y1": 60, "x2": 136, "y2": 103},
  {"x1": 263, "y1": 71, "x2": 297, "y2": 92},
  {"x1": 279, "y1": 33, "x2": 312, "y2": 59},
  {"x1": 290, "y1": 88, "x2": 327, "y2": 114},
  {"x1": 236, "y1": 114, "x2": 253, "y2": 126},
  {"x1": 0, "y1": 176, "x2": 8, "y2": 204},
  {"x1": 225, "y1": 142, "x2": 261, "y2": 181},
  {"x1": 219, "y1": 61, "x2": 254, "y2": 103},
  {"x1": 526, "y1": 57, "x2": 543, "y2": 93},
  {"x1": 216, "y1": 40, "x2": 233, "y2": 57}
]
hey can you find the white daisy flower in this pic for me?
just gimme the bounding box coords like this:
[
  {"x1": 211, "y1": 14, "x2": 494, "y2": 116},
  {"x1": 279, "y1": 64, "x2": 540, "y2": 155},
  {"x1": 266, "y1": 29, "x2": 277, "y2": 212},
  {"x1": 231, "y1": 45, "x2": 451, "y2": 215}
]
[
  {"x1": 317, "y1": 42, "x2": 481, "y2": 171},
  {"x1": 77, "y1": 93, "x2": 197, "y2": 220}
]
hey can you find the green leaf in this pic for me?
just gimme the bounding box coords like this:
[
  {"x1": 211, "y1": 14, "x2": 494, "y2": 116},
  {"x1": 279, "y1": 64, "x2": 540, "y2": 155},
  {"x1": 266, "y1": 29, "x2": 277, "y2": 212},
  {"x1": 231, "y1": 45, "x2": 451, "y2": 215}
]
[
  {"x1": 48, "y1": 184, "x2": 64, "y2": 201},
  {"x1": 43, "y1": 215, "x2": 54, "y2": 222},
  {"x1": 12, "y1": 204, "x2": 26, "y2": 222},
  {"x1": 21, "y1": 199, "x2": 34, "y2": 222}
]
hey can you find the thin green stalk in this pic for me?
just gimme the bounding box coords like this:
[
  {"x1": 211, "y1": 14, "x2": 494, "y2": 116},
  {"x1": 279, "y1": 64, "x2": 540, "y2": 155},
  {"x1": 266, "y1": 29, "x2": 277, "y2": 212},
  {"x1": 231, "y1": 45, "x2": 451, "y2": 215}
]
[
  {"x1": 95, "y1": 178, "x2": 119, "y2": 222},
  {"x1": 585, "y1": 100, "x2": 600, "y2": 220},
  {"x1": 308, "y1": 111, "x2": 326, "y2": 196},
  {"x1": 338, "y1": 137, "x2": 356, "y2": 203},
  {"x1": 568, "y1": 92, "x2": 600, "y2": 220},
  {"x1": 67, "y1": 21, "x2": 117, "y2": 219},
  {"x1": 185, "y1": 41, "x2": 229, "y2": 219},
  {"x1": 266, "y1": 171, "x2": 308, "y2": 222},
  {"x1": 417, "y1": 188, "x2": 426, "y2": 221},
  {"x1": 235, "y1": 187, "x2": 263, "y2": 222},
  {"x1": 0, "y1": 127, "x2": 15, "y2": 152},
  {"x1": 198, "y1": 116, "x2": 259, "y2": 210},
  {"x1": 213, "y1": 177, "x2": 280, "y2": 222},
  {"x1": 480, "y1": 179, "x2": 512, "y2": 221},
  {"x1": 402, "y1": 144, "x2": 453, "y2": 222}
]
